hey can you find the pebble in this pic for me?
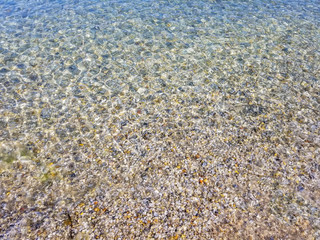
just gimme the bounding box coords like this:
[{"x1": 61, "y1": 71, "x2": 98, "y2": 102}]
[
  {"x1": 0, "y1": 68, "x2": 9, "y2": 73},
  {"x1": 137, "y1": 87, "x2": 147, "y2": 94},
  {"x1": 40, "y1": 108, "x2": 52, "y2": 119}
]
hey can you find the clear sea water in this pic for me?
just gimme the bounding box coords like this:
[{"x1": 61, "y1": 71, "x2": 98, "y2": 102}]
[{"x1": 0, "y1": 0, "x2": 319, "y2": 239}]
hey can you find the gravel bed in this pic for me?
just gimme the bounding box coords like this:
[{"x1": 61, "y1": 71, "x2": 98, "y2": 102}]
[{"x1": 0, "y1": 0, "x2": 319, "y2": 239}]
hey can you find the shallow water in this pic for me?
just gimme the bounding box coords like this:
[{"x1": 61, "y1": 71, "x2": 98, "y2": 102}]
[{"x1": 0, "y1": 0, "x2": 319, "y2": 239}]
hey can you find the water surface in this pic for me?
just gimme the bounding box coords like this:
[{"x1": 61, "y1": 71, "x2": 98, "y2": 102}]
[{"x1": 0, "y1": 0, "x2": 319, "y2": 239}]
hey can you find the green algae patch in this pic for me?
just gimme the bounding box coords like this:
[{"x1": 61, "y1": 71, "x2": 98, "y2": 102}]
[
  {"x1": 19, "y1": 144, "x2": 38, "y2": 159},
  {"x1": 0, "y1": 153, "x2": 16, "y2": 164},
  {"x1": 0, "y1": 145, "x2": 17, "y2": 164},
  {"x1": 0, "y1": 142, "x2": 38, "y2": 164}
]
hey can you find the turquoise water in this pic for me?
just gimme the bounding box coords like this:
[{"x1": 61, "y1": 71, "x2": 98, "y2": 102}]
[{"x1": 0, "y1": 0, "x2": 319, "y2": 239}]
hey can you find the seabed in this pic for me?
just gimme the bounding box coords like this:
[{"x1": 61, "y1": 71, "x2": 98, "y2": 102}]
[{"x1": 0, "y1": 0, "x2": 319, "y2": 239}]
